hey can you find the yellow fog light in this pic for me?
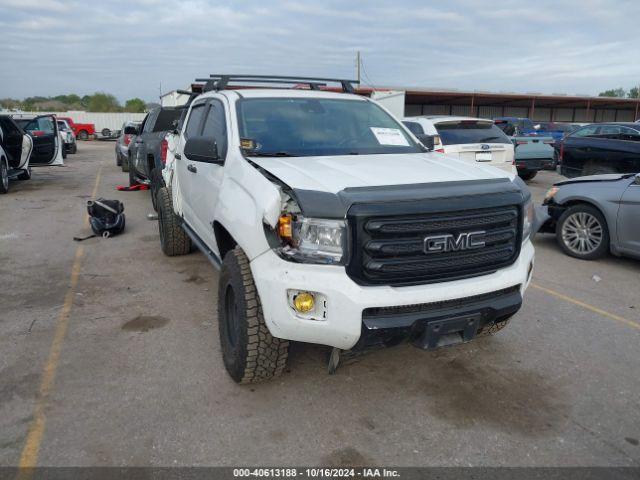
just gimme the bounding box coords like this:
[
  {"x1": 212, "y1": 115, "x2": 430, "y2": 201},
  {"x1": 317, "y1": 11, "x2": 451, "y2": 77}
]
[{"x1": 293, "y1": 292, "x2": 315, "y2": 313}]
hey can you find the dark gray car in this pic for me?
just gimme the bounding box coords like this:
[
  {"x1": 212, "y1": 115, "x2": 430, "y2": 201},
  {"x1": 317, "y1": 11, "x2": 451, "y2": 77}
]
[
  {"x1": 540, "y1": 173, "x2": 640, "y2": 260},
  {"x1": 126, "y1": 107, "x2": 182, "y2": 186}
]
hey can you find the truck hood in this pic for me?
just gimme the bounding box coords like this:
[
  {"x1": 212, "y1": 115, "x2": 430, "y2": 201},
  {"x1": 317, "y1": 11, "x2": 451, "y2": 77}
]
[
  {"x1": 556, "y1": 173, "x2": 636, "y2": 186},
  {"x1": 248, "y1": 152, "x2": 513, "y2": 194}
]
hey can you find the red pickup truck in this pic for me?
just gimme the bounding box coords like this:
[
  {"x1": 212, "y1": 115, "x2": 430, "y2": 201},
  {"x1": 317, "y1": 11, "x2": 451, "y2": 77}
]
[{"x1": 58, "y1": 117, "x2": 95, "y2": 140}]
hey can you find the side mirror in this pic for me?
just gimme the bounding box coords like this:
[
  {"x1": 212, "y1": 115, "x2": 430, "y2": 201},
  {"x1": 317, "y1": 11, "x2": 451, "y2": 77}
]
[
  {"x1": 124, "y1": 126, "x2": 138, "y2": 135},
  {"x1": 184, "y1": 136, "x2": 221, "y2": 163},
  {"x1": 416, "y1": 133, "x2": 435, "y2": 150},
  {"x1": 635, "y1": 174, "x2": 640, "y2": 185}
]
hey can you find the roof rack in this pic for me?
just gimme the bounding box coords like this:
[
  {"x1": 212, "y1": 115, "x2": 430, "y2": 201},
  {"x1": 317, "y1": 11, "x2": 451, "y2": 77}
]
[{"x1": 192, "y1": 74, "x2": 359, "y2": 94}]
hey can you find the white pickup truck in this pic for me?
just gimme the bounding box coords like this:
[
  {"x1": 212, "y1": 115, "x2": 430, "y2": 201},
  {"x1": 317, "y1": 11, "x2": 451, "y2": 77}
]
[{"x1": 156, "y1": 75, "x2": 535, "y2": 383}]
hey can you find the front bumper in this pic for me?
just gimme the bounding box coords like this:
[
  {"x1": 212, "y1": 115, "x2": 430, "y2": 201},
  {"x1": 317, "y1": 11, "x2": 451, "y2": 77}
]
[{"x1": 251, "y1": 240, "x2": 535, "y2": 350}]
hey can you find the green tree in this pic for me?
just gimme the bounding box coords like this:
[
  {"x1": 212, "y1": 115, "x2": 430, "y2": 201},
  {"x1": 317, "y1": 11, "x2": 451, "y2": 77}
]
[
  {"x1": 86, "y1": 92, "x2": 121, "y2": 112},
  {"x1": 124, "y1": 98, "x2": 146, "y2": 113},
  {"x1": 53, "y1": 94, "x2": 82, "y2": 106},
  {"x1": 628, "y1": 87, "x2": 640, "y2": 99},
  {"x1": 598, "y1": 88, "x2": 627, "y2": 98}
]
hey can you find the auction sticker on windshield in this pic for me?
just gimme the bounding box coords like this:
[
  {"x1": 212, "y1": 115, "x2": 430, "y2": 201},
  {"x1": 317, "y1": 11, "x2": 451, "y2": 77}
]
[{"x1": 370, "y1": 127, "x2": 409, "y2": 146}]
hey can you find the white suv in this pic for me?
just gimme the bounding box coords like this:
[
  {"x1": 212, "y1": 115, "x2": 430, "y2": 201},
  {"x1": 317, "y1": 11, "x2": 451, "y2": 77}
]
[
  {"x1": 156, "y1": 75, "x2": 535, "y2": 383},
  {"x1": 402, "y1": 116, "x2": 516, "y2": 174}
]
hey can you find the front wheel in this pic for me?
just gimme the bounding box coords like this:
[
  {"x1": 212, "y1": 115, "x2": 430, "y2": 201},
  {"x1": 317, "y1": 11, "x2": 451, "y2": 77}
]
[
  {"x1": 218, "y1": 247, "x2": 289, "y2": 384},
  {"x1": 556, "y1": 204, "x2": 609, "y2": 260},
  {"x1": 128, "y1": 157, "x2": 137, "y2": 186},
  {"x1": 0, "y1": 158, "x2": 9, "y2": 194},
  {"x1": 157, "y1": 186, "x2": 192, "y2": 256},
  {"x1": 77, "y1": 130, "x2": 89, "y2": 141}
]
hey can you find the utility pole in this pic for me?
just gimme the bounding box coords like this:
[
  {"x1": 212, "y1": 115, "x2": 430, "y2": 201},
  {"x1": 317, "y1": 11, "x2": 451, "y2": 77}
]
[{"x1": 356, "y1": 51, "x2": 361, "y2": 84}]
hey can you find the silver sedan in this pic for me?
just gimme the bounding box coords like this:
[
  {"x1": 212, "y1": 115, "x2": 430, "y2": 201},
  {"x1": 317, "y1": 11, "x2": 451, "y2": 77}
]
[{"x1": 540, "y1": 173, "x2": 640, "y2": 260}]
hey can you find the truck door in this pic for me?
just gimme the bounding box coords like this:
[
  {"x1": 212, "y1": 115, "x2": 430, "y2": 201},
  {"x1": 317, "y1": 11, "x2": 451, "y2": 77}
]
[
  {"x1": 175, "y1": 100, "x2": 208, "y2": 235},
  {"x1": 131, "y1": 113, "x2": 152, "y2": 175},
  {"x1": 616, "y1": 175, "x2": 640, "y2": 255},
  {"x1": 177, "y1": 98, "x2": 227, "y2": 247},
  {"x1": 20, "y1": 115, "x2": 63, "y2": 165}
]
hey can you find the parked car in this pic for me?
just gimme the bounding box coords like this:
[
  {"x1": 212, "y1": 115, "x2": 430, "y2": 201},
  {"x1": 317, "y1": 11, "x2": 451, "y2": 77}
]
[
  {"x1": 493, "y1": 120, "x2": 555, "y2": 180},
  {"x1": 57, "y1": 119, "x2": 77, "y2": 154},
  {"x1": 493, "y1": 117, "x2": 538, "y2": 136},
  {"x1": 511, "y1": 136, "x2": 556, "y2": 180},
  {"x1": 12, "y1": 114, "x2": 64, "y2": 166},
  {"x1": 558, "y1": 123, "x2": 640, "y2": 177},
  {"x1": 126, "y1": 107, "x2": 183, "y2": 208},
  {"x1": 115, "y1": 121, "x2": 141, "y2": 169},
  {"x1": 541, "y1": 173, "x2": 640, "y2": 260},
  {"x1": 155, "y1": 74, "x2": 535, "y2": 383},
  {"x1": 0, "y1": 115, "x2": 34, "y2": 191},
  {"x1": 401, "y1": 116, "x2": 516, "y2": 174},
  {"x1": 57, "y1": 116, "x2": 95, "y2": 141},
  {"x1": 532, "y1": 122, "x2": 582, "y2": 169}
]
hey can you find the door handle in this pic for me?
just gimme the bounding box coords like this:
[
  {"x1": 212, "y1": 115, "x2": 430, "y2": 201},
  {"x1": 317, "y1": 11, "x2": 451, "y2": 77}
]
[{"x1": 187, "y1": 164, "x2": 197, "y2": 173}]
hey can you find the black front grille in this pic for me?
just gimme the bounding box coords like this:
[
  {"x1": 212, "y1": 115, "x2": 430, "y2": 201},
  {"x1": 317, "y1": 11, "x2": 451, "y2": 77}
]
[{"x1": 347, "y1": 205, "x2": 522, "y2": 286}]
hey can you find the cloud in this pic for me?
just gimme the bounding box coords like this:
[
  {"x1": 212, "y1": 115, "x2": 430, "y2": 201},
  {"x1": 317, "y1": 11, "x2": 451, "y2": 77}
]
[{"x1": 0, "y1": 0, "x2": 639, "y2": 101}]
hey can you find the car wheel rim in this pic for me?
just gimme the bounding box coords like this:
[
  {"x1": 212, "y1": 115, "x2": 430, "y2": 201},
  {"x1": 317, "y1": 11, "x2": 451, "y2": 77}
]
[
  {"x1": 224, "y1": 285, "x2": 239, "y2": 348},
  {"x1": 561, "y1": 212, "x2": 603, "y2": 255}
]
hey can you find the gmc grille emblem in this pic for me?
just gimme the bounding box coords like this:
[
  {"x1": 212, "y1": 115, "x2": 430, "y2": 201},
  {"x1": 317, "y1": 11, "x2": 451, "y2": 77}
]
[{"x1": 424, "y1": 231, "x2": 486, "y2": 254}]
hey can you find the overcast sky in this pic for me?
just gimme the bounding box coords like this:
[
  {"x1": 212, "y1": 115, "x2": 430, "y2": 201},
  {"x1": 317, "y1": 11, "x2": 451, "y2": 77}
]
[{"x1": 1, "y1": 0, "x2": 639, "y2": 102}]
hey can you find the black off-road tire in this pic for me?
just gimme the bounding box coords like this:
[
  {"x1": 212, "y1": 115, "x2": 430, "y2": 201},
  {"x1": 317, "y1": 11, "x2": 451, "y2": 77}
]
[
  {"x1": 157, "y1": 186, "x2": 191, "y2": 256},
  {"x1": 518, "y1": 170, "x2": 537, "y2": 181},
  {"x1": 17, "y1": 167, "x2": 31, "y2": 181},
  {"x1": 583, "y1": 161, "x2": 616, "y2": 176},
  {"x1": 0, "y1": 158, "x2": 9, "y2": 194},
  {"x1": 150, "y1": 168, "x2": 164, "y2": 212},
  {"x1": 70, "y1": 143, "x2": 77, "y2": 154},
  {"x1": 218, "y1": 247, "x2": 289, "y2": 384}
]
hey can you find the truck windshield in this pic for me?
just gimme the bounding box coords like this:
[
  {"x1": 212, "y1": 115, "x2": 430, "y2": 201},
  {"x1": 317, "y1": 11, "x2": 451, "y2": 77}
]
[
  {"x1": 435, "y1": 122, "x2": 511, "y2": 145},
  {"x1": 237, "y1": 98, "x2": 422, "y2": 156}
]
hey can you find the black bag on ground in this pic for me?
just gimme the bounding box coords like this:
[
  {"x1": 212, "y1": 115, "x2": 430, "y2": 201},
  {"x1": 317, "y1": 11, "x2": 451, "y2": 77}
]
[{"x1": 87, "y1": 198, "x2": 125, "y2": 237}]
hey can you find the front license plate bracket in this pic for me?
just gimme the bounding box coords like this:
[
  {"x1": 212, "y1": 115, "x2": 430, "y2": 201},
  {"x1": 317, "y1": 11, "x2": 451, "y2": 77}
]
[{"x1": 413, "y1": 314, "x2": 480, "y2": 350}]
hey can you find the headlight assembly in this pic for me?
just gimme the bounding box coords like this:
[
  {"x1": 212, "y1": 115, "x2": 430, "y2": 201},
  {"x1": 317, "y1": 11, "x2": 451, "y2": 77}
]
[{"x1": 276, "y1": 214, "x2": 346, "y2": 265}]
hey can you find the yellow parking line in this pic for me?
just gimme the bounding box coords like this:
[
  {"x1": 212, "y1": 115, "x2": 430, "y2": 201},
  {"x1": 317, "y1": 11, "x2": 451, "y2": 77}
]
[
  {"x1": 531, "y1": 283, "x2": 640, "y2": 331},
  {"x1": 16, "y1": 165, "x2": 102, "y2": 477}
]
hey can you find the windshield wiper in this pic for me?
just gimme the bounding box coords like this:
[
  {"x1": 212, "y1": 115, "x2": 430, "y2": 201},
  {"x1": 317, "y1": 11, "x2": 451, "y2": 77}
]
[{"x1": 478, "y1": 136, "x2": 502, "y2": 142}]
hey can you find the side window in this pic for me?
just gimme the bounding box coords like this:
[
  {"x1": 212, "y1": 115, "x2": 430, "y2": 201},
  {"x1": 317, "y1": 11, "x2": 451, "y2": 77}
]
[
  {"x1": 138, "y1": 115, "x2": 149, "y2": 134},
  {"x1": 571, "y1": 126, "x2": 598, "y2": 138},
  {"x1": 202, "y1": 99, "x2": 228, "y2": 159},
  {"x1": 184, "y1": 103, "x2": 206, "y2": 140},
  {"x1": 620, "y1": 127, "x2": 640, "y2": 141},
  {"x1": 143, "y1": 112, "x2": 156, "y2": 133},
  {"x1": 598, "y1": 125, "x2": 621, "y2": 136},
  {"x1": 402, "y1": 121, "x2": 425, "y2": 135}
]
